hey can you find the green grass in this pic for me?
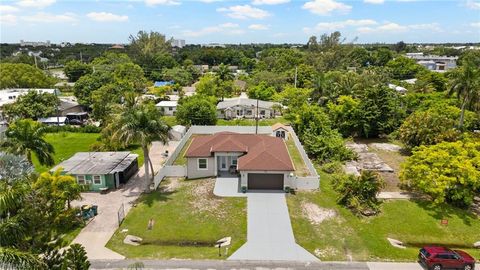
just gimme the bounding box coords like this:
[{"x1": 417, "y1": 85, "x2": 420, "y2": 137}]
[
  {"x1": 173, "y1": 135, "x2": 197, "y2": 166},
  {"x1": 285, "y1": 138, "x2": 309, "y2": 177},
  {"x1": 216, "y1": 117, "x2": 289, "y2": 126},
  {"x1": 287, "y1": 171, "x2": 480, "y2": 262},
  {"x1": 106, "y1": 178, "x2": 247, "y2": 259},
  {"x1": 59, "y1": 225, "x2": 84, "y2": 247},
  {"x1": 33, "y1": 132, "x2": 144, "y2": 173}
]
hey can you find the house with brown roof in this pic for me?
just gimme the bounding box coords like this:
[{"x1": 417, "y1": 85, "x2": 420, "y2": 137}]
[{"x1": 185, "y1": 132, "x2": 295, "y2": 190}]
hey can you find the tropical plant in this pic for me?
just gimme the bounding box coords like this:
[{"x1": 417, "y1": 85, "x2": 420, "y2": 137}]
[
  {"x1": 2, "y1": 119, "x2": 54, "y2": 166},
  {"x1": 64, "y1": 60, "x2": 92, "y2": 82},
  {"x1": 0, "y1": 153, "x2": 34, "y2": 184},
  {"x1": 176, "y1": 95, "x2": 217, "y2": 126},
  {"x1": 0, "y1": 63, "x2": 55, "y2": 89},
  {"x1": 33, "y1": 168, "x2": 82, "y2": 210},
  {"x1": 447, "y1": 57, "x2": 480, "y2": 128},
  {"x1": 1, "y1": 90, "x2": 59, "y2": 121},
  {"x1": 109, "y1": 102, "x2": 169, "y2": 191},
  {"x1": 61, "y1": 244, "x2": 90, "y2": 270}
]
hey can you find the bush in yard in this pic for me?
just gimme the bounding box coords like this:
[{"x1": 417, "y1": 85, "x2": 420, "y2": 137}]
[
  {"x1": 176, "y1": 95, "x2": 217, "y2": 126},
  {"x1": 400, "y1": 140, "x2": 480, "y2": 207},
  {"x1": 333, "y1": 171, "x2": 384, "y2": 216}
]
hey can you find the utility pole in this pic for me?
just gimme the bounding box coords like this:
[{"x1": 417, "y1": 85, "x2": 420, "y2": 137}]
[
  {"x1": 54, "y1": 89, "x2": 60, "y2": 126},
  {"x1": 33, "y1": 55, "x2": 38, "y2": 68},
  {"x1": 80, "y1": 52, "x2": 83, "y2": 62},
  {"x1": 294, "y1": 66, "x2": 298, "y2": 88},
  {"x1": 255, "y1": 98, "x2": 259, "y2": 135}
]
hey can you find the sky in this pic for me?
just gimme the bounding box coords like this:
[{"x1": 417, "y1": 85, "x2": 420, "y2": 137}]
[{"x1": 0, "y1": 0, "x2": 479, "y2": 44}]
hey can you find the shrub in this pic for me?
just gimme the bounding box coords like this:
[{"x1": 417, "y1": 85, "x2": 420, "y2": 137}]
[
  {"x1": 332, "y1": 171, "x2": 384, "y2": 216},
  {"x1": 43, "y1": 125, "x2": 101, "y2": 133}
]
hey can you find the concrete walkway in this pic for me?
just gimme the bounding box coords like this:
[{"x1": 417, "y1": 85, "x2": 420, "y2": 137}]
[
  {"x1": 229, "y1": 192, "x2": 318, "y2": 261},
  {"x1": 213, "y1": 176, "x2": 246, "y2": 197},
  {"x1": 71, "y1": 141, "x2": 179, "y2": 260}
]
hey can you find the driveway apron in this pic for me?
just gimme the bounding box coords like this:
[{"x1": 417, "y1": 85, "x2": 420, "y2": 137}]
[{"x1": 229, "y1": 192, "x2": 318, "y2": 261}]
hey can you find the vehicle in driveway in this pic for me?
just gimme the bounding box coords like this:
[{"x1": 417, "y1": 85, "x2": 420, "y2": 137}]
[{"x1": 418, "y1": 246, "x2": 476, "y2": 270}]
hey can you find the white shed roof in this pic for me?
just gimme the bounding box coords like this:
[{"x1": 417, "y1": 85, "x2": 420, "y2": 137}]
[{"x1": 156, "y1": 101, "x2": 178, "y2": 107}]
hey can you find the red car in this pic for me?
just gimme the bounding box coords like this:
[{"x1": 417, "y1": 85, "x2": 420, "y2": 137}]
[{"x1": 419, "y1": 246, "x2": 476, "y2": 270}]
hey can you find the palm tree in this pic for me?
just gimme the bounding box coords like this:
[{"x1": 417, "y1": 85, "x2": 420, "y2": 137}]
[
  {"x1": 0, "y1": 248, "x2": 45, "y2": 270},
  {"x1": 111, "y1": 103, "x2": 169, "y2": 191},
  {"x1": 217, "y1": 63, "x2": 234, "y2": 82},
  {"x1": 1, "y1": 119, "x2": 54, "y2": 166},
  {"x1": 448, "y1": 60, "x2": 480, "y2": 129}
]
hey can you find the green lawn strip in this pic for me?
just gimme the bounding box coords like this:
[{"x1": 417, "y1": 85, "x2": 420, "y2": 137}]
[
  {"x1": 287, "y1": 171, "x2": 480, "y2": 261},
  {"x1": 173, "y1": 135, "x2": 197, "y2": 166},
  {"x1": 216, "y1": 117, "x2": 289, "y2": 126},
  {"x1": 285, "y1": 138, "x2": 309, "y2": 177},
  {"x1": 58, "y1": 225, "x2": 84, "y2": 247},
  {"x1": 33, "y1": 132, "x2": 144, "y2": 173},
  {"x1": 106, "y1": 178, "x2": 247, "y2": 259}
]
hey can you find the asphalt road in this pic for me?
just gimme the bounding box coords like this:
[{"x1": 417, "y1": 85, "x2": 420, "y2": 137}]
[{"x1": 90, "y1": 260, "x2": 427, "y2": 270}]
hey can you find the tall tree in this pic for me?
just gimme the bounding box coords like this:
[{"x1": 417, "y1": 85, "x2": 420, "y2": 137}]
[
  {"x1": 110, "y1": 102, "x2": 169, "y2": 191},
  {"x1": 447, "y1": 57, "x2": 480, "y2": 128},
  {"x1": 64, "y1": 60, "x2": 92, "y2": 82},
  {"x1": 2, "y1": 90, "x2": 59, "y2": 120},
  {"x1": 0, "y1": 63, "x2": 55, "y2": 89},
  {"x1": 1, "y1": 119, "x2": 54, "y2": 166}
]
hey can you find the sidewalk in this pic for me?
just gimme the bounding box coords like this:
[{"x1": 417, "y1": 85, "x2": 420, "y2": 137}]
[{"x1": 71, "y1": 141, "x2": 179, "y2": 260}]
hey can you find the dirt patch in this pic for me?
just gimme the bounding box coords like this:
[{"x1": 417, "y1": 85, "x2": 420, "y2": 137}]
[
  {"x1": 189, "y1": 179, "x2": 224, "y2": 215},
  {"x1": 302, "y1": 202, "x2": 337, "y2": 224},
  {"x1": 314, "y1": 246, "x2": 340, "y2": 259},
  {"x1": 369, "y1": 143, "x2": 402, "y2": 152},
  {"x1": 162, "y1": 177, "x2": 181, "y2": 192}
]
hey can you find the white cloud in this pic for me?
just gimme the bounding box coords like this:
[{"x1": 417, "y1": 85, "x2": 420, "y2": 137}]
[
  {"x1": 302, "y1": 0, "x2": 352, "y2": 15},
  {"x1": 86, "y1": 12, "x2": 128, "y2": 22},
  {"x1": 364, "y1": 0, "x2": 384, "y2": 4},
  {"x1": 249, "y1": 23, "x2": 269, "y2": 30},
  {"x1": 471, "y1": 22, "x2": 480, "y2": 28},
  {"x1": 252, "y1": 0, "x2": 290, "y2": 5},
  {"x1": 357, "y1": 22, "x2": 441, "y2": 34},
  {"x1": 16, "y1": 0, "x2": 56, "y2": 8},
  {"x1": 182, "y1": 23, "x2": 244, "y2": 37},
  {"x1": 217, "y1": 5, "x2": 270, "y2": 19},
  {"x1": 466, "y1": 0, "x2": 480, "y2": 9},
  {"x1": 0, "y1": 5, "x2": 19, "y2": 13},
  {"x1": 198, "y1": 0, "x2": 223, "y2": 2},
  {"x1": 145, "y1": 0, "x2": 180, "y2": 6},
  {"x1": 0, "y1": 14, "x2": 17, "y2": 24},
  {"x1": 22, "y1": 12, "x2": 77, "y2": 23},
  {"x1": 304, "y1": 19, "x2": 377, "y2": 33}
]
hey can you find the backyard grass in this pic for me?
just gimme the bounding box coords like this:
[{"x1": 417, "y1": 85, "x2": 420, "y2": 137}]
[
  {"x1": 32, "y1": 132, "x2": 144, "y2": 173},
  {"x1": 285, "y1": 138, "x2": 309, "y2": 177},
  {"x1": 106, "y1": 177, "x2": 247, "y2": 259},
  {"x1": 287, "y1": 171, "x2": 480, "y2": 262},
  {"x1": 172, "y1": 135, "x2": 197, "y2": 166}
]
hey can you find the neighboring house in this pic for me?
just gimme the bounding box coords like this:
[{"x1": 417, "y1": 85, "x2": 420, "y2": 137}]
[
  {"x1": 59, "y1": 97, "x2": 85, "y2": 116},
  {"x1": 38, "y1": 116, "x2": 68, "y2": 126},
  {"x1": 0, "y1": 122, "x2": 6, "y2": 139},
  {"x1": 166, "y1": 94, "x2": 180, "y2": 101},
  {"x1": 169, "y1": 125, "x2": 187, "y2": 141},
  {"x1": 52, "y1": 152, "x2": 139, "y2": 191},
  {"x1": 405, "y1": 53, "x2": 457, "y2": 72},
  {"x1": 272, "y1": 123, "x2": 290, "y2": 140},
  {"x1": 217, "y1": 97, "x2": 281, "y2": 119},
  {"x1": 156, "y1": 100, "x2": 178, "y2": 116},
  {"x1": 0, "y1": 88, "x2": 60, "y2": 107},
  {"x1": 388, "y1": 83, "x2": 407, "y2": 94},
  {"x1": 182, "y1": 86, "x2": 196, "y2": 97},
  {"x1": 234, "y1": 79, "x2": 247, "y2": 91},
  {"x1": 185, "y1": 132, "x2": 295, "y2": 190}
]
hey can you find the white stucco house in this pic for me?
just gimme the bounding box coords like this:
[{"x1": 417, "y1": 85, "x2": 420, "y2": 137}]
[
  {"x1": 216, "y1": 97, "x2": 282, "y2": 120},
  {"x1": 155, "y1": 100, "x2": 178, "y2": 116}
]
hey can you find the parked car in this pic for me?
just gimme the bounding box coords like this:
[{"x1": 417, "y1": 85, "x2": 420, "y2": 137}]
[{"x1": 419, "y1": 246, "x2": 476, "y2": 270}]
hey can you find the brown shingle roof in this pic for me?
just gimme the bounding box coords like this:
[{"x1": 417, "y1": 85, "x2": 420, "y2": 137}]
[{"x1": 185, "y1": 132, "x2": 294, "y2": 171}]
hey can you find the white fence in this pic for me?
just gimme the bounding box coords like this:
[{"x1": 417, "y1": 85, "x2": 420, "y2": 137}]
[
  {"x1": 153, "y1": 165, "x2": 186, "y2": 188},
  {"x1": 286, "y1": 126, "x2": 319, "y2": 178}
]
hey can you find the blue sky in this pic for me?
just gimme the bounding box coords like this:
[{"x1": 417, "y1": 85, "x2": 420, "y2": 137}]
[{"x1": 0, "y1": 0, "x2": 479, "y2": 44}]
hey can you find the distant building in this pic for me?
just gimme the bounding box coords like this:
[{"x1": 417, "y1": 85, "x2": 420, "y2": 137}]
[
  {"x1": 155, "y1": 100, "x2": 178, "y2": 116},
  {"x1": 20, "y1": 40, "x2": 51, "y2": 47},
  {"x1": 59, "y1": 97, "x2": 85, "y2": 116},
  {"x1": 405, "y1": 53, "x2": 458, "y2": 72},
  {"x1": 388, "y1": 83, "x2": 407, "y2": 94},
  {"x1": 52, "y1": 152, "x2": 139, "y2": 191},
  {"x1": 172, "y1": 39, "x2": 185, "y2": 48},
  {"x1": 0, "y1": 88, "x2": 60, "y2": 108},
  {"x1": 109, "y1": 44, "x2": 125, "y2": 50},
  {"x1": 154, "y1": 81, "x2": 174, "y2": 87},
  {"x1": 217, "y1": 97, "x2": 282, "y2": 120},
  {"x1": 202, "y1": 43, "x2": 226, "y2": 48}
]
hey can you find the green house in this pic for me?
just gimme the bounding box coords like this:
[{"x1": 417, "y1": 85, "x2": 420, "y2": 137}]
[{"x1": 52, "y1": 152, "x2": 139, "y2": 191}]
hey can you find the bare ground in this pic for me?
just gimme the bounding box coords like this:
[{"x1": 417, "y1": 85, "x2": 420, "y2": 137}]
[{"x1": 302, "y1": 202, "x2": 337, "y2": 224}]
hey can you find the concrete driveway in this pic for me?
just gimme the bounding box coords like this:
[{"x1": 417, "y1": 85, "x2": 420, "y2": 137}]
[
  {"x1": 71, "y1": 141, "x2": 179, "y2": 260},
  {"x1": 213, "y1": 176, "x2": 246, "y2": 197},
  {"x1": 228, "y1": 192, "x2": 318, "y2": 261}
]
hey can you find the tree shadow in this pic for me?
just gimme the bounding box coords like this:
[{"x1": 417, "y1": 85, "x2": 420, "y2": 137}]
[
  {"x1": 136, "y1": 189, "x2": 176, "y2": 207},
  {"x1": 413, "y1": 199, "x2": 478, "y2": 226}
]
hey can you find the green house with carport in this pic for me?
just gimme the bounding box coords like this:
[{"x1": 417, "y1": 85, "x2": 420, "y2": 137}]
[{"x1": 52, "y1": 152, "x2": 139, "y2": 191}]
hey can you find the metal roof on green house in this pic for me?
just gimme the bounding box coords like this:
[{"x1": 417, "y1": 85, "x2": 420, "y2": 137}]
[{"x1": 52, "y1": 152, "x2": 139, "y2": 175}]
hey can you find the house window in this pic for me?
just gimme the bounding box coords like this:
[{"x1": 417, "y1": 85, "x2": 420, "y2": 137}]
[
  {"x1": 260, "y1": 110, "x2": 266, "y2": 115},
  {"x1": 93, "y1": 175, "x2": 102, "y2": 185},
  {"x1": 77, "y1": 175, "x2": 86, "y2": 185},
  {"x1": 168, "y1": 107, "x2": 173, "y2": 111},
  {"x1": 246, "y1": 110, "x2": 252, "y2": 116},
  {"x1": 198, "y1": 158, "x2": 208, "y2": 170},
  {"x1": 236, "y1": 109, "x2": 243, "y2": 116},
  {"x1": 232, "y1": 157, "x2": 238, "y2": 166}
]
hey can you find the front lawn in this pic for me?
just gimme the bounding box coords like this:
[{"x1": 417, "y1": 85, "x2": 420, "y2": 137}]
[
  {"x1": 106, "y1": 178, "x2": 247, "y2": 259},
  {"x1": 287, "y1": 171, "x2": 480, "y2": 261},
  {"x1": 33, "y1": 132, "x2": 144, "y2": 173},
  {"x1": 285, "y1": 138, "x2": 309, "y2": 177}
]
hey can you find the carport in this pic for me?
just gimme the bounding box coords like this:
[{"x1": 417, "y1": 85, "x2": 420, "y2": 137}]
[{"x1": 247, "y1": 173, "x2": 284, "y2": 190}]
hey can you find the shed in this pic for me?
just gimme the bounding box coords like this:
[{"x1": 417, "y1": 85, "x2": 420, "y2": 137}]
[{"x1": 169, "y1": 125, "x2": 187, "y2": 141}]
